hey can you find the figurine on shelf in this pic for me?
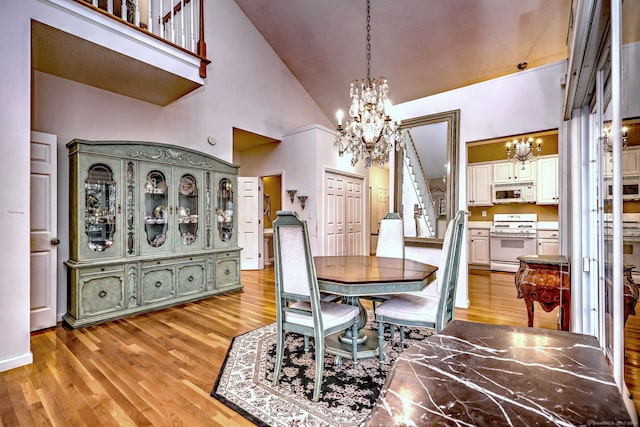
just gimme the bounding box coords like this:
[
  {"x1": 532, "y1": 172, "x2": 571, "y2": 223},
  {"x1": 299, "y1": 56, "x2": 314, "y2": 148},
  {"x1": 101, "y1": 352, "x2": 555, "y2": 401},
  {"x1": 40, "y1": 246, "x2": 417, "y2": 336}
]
[
  {"x1": 151, "y1": 234, "x2": 166, "y2": 247},
  {"x1": 179, "y1": 176, "x2": 196, "y2": 196}
]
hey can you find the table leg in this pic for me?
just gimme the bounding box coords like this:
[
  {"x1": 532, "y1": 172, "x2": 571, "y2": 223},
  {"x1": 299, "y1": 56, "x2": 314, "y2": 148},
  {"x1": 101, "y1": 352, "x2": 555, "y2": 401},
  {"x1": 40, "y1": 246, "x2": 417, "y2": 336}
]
[
  {"x1": 524, "y1": 297, "x2": 535, "y2": 327},
  {"x1": 325, "y1": 296, "x2": 381, "y2": 361}
]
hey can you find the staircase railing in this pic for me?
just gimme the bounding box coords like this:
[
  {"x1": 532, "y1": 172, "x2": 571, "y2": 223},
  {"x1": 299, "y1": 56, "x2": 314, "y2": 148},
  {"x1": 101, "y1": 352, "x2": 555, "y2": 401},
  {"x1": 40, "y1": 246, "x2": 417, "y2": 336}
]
[
  {"x1": 404, "y1": 130, "x2": 436, "y2": 237},
  {"x1": 77, "y1": 0, "x2": 209, "y2": 77}
]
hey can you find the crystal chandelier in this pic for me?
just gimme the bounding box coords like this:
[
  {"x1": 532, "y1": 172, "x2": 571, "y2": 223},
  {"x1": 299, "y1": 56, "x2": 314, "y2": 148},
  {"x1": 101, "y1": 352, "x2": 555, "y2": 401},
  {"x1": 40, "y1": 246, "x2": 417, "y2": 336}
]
[
  {"x1": 602, "y1": 126, "x2": 629, "y2": 152},
  {"x1": 334, "y1": 0, "x2": 404, "y2": 168},
  {"x1": 506, "y1": 136, "x2": 542, "y2": 169}
]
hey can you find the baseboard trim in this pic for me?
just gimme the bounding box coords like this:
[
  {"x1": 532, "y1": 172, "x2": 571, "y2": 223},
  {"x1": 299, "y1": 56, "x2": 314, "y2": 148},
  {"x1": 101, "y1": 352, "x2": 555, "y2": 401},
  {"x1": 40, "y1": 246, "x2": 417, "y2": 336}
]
[{"x1": 0, "y1": 352, "x2": 33, "y2": 373}]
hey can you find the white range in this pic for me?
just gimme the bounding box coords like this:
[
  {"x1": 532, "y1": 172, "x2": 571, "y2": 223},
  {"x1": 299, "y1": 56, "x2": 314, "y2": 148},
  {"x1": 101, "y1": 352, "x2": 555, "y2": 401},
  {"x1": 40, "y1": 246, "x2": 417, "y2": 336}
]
[{"x1": 490, "y1": 214, "x2": 538, "y2": 272}]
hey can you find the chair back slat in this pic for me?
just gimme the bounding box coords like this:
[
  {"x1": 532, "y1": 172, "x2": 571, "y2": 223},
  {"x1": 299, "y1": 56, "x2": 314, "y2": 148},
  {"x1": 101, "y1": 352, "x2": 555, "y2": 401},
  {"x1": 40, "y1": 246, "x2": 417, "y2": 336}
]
[
  {"x1": 278, "y1": 225, "x2": 312, "y2": 297},
  {"x1": 376, "y1": 213, "x2": 404, "y2": 259}
]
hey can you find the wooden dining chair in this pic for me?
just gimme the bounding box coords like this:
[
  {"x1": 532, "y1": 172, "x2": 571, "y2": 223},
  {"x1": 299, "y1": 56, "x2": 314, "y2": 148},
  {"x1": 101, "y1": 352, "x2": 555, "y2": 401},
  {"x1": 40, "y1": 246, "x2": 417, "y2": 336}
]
[
  {"x1": 363, "y1": 213, "x2": 405, "y2": 313},
  {"x1": 375, "y1": 210, "x2": 466, "y2": 361},
  {"x1": 375, "y1": 212, "x2": 405, "y2": 258},
  {"x1": 271, "y1": 211, "x2": 360, "y2": 401}
]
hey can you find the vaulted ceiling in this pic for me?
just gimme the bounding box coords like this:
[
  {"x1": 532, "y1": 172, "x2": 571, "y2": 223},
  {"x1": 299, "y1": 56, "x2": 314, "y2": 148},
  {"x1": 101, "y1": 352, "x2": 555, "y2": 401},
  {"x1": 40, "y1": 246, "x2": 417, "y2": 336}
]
[{"x1": 234, "y1": 0, "x2": 573, "y2": 122}]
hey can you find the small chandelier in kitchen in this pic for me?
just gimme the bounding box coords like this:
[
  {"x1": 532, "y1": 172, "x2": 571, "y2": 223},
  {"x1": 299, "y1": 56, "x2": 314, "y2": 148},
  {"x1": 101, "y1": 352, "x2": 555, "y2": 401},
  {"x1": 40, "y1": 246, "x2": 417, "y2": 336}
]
[
  {"x1": 506, "y1": 136, "x2": 542, "y2": 169},
  {"x1": 602, "y1": 125, "x2": 629, "y2": 152},
  {"x1": 334, "y1": 0, "x2": 404, "y2": 168}
]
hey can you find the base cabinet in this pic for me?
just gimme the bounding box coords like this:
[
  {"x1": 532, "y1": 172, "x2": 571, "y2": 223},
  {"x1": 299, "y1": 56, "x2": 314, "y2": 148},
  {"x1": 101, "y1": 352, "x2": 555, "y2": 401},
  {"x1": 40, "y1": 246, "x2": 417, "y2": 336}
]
[
  {"x1": 468, "y1": 228, "x2": 490, "y2": 266},
  {"x1": 64, "y1": 140, "x2": 242, "y2": 328},
  {"x1": 537, "y1": 230, "x2": 560, "y2": 256}
]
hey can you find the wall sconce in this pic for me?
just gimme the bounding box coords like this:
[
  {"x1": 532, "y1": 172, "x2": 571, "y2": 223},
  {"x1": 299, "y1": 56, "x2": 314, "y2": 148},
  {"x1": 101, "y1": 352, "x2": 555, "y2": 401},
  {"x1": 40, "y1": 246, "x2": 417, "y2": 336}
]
[
  {"x1": 602, "y1": 126, "x2": 629, "y2": 152},
  {"x1": 286, "y1": 189, "x2": 297, "y2": 203},
  {"x1": 297, "y1": 195, "x2": 308, "y2": 210}
]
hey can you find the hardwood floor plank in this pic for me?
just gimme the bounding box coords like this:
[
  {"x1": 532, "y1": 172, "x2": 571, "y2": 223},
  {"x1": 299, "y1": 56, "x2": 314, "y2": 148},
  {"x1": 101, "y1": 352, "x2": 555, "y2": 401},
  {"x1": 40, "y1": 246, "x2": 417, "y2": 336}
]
[{"x1": 0, "y1": 266, "x2": 636, "y2": 426}]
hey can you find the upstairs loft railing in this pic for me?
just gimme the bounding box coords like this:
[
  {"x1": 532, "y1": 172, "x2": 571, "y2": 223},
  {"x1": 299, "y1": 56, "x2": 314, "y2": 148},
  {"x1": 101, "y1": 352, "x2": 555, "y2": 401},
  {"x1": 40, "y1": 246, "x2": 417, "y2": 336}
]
[{"x1": 77, "y1": 0, "x2": 209, "y2": 77}]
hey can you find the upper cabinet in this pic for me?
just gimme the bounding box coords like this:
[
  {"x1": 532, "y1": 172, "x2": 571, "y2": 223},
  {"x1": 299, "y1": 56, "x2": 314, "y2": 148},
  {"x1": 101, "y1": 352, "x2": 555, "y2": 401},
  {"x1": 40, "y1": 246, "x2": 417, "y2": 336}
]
[
  {"x1": 467, "y1": 163, "x2": 493, "y2": 206},
  {"x1": 493, "y1": 161, "x2": 536, "y2": 183},
  {"x1": 65, "y1": 140, "x2": 240, "y2": 328},
  {"x1": 604, "y1": 148, "x2": 640, "y2": 177},
  {"x1": 537, "y1": 155, "x2": 559, "y2": 205}
]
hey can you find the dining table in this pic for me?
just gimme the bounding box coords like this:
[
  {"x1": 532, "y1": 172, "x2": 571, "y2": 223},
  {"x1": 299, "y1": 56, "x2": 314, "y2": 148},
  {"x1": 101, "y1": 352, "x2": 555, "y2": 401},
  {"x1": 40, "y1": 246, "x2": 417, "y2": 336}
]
[{"x1": 314, "y1": 255, "x2": 438, "y2": 361}]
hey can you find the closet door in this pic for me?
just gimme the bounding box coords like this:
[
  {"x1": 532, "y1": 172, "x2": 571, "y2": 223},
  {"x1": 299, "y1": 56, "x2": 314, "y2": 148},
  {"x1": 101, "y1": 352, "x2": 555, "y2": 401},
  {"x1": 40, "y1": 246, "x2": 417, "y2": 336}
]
[
  {"x1": 325, "y1": 173, "x2": 345, "y2": 256},
  {"x1": 324, "y1": 172, "x2": 364, "y2": 256},
  {"x1": 345, "y1": 177, "x2": 363, "y2": 255}
]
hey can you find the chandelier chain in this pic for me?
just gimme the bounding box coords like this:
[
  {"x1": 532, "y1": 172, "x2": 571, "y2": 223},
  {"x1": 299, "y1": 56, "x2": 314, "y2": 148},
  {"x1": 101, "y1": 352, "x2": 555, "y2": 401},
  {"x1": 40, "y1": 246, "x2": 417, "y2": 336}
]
[
  {"x1": 366, "y1": 0, "x2": 371, "y2": 81},
  {"x1": 334, "y1": 0, "x2": 405, "y2": 168}
]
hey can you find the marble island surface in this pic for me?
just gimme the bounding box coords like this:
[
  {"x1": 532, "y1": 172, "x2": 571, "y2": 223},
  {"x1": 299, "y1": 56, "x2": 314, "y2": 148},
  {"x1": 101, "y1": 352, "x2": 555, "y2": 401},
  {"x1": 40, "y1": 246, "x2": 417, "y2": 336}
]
[{"x1": 365, "y1": 320, "x2": 633, "y2": 426}]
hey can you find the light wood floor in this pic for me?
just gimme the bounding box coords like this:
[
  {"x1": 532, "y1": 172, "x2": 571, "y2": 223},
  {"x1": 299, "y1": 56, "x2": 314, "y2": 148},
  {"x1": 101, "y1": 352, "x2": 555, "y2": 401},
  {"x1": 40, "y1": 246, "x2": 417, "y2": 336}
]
[{"x1": 0, "y1": 267, "x2": 638, "y2": 425}]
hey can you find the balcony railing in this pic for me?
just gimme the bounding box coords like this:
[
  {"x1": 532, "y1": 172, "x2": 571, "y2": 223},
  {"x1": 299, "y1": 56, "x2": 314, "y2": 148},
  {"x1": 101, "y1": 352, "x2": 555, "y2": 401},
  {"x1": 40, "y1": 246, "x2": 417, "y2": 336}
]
[{"x1": 77, "y1": 0, "x2": 208, "y2": 77}]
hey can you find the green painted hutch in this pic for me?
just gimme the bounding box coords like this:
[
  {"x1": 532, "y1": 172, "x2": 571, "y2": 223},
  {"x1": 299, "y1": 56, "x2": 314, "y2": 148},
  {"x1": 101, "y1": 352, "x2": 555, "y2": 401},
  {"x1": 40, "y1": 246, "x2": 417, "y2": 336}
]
[{"x1": 64, "y1": 140, "x2": 241, "y2": 328}]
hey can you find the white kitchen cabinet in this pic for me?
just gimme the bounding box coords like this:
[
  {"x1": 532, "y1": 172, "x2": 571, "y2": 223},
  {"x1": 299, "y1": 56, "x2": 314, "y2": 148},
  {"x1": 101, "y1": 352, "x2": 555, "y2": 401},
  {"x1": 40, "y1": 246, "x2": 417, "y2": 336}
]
[
  {"x1": 605, "y1": 147, "x2": 640, "y2": 177},
  {"x1": 537, "y1": 155, "x2": 559, "y2": 204},
  {"x1": 467, "y1": 163, "x2": 493, "y2": 206},
  {"x1": 468, "y1": 228, "x2": 490, "y2": 265},
  {"x1": 538, "y1": 229, "x2": 560, "y2": 256},
  {"x1": 623, "y1": 149, "x2": 640, "y2": 175},
  {"x1": 493, "y1": 161, "x2": 536, "y2": 183}
]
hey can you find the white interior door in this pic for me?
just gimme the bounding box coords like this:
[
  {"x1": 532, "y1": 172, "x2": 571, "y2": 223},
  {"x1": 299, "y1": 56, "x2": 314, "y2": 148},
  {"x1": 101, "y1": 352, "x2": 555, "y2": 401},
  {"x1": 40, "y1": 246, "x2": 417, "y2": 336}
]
[
  {"x1": 325, "y1": 173, "x2": 345, "y2": 255},
  {"x1": 345, "y1": 177, "x2": 363, "y2": 255},
  {"x1": 238, "y1": 177, "x2": 262, "y2": 270},
  {"x1": 325, "y1": 172, "x2": 364, "y2": 256},
  {"x1": 30, "y1": 131, "x2": 58, "y2": 331}
]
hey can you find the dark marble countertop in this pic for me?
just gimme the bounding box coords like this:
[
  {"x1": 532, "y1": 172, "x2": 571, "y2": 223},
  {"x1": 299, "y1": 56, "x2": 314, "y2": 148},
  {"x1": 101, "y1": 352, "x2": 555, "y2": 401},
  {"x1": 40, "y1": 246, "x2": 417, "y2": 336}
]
[
  {"x1": 365, "y1": 320, "x2": 633, "y2": 426},
  {"x1": 517, "y1": 254, "x2": 568, "y2": 265}
]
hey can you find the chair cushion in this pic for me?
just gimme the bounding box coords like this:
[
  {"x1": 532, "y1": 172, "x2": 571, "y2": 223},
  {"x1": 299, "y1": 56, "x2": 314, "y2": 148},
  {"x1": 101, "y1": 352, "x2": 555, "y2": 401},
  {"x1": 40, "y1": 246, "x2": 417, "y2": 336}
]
[
  {"x1": 407, "y1": 281, "x2": 439, "y2": 298},
  {"x1": 375, "y1": 294, "x2": 438, "y2": 323},
  {"x1": 288, "y1": 301, "x2": 359, "y2": 330}
]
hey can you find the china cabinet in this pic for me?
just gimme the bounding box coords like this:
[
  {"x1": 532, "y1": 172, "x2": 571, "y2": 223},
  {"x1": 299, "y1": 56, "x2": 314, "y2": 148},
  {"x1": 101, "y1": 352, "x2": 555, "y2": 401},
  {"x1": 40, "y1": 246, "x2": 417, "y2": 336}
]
[{"x1": 64, "y1": 140, "x2": 241, "y2": 328}]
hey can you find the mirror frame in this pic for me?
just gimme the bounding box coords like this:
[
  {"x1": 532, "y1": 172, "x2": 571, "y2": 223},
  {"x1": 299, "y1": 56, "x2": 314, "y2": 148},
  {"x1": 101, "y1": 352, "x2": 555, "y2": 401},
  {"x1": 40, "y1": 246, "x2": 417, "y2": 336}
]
[{"x1": 393, "y1": 109, "x2": 460, "y2": 247}]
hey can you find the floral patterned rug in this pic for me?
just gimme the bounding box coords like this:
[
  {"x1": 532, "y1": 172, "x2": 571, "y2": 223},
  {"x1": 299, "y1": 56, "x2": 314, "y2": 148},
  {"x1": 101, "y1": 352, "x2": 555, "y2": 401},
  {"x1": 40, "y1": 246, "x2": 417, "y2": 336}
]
[{"x1": 211, "y1": 319, "x2": 433, "y2": 427}]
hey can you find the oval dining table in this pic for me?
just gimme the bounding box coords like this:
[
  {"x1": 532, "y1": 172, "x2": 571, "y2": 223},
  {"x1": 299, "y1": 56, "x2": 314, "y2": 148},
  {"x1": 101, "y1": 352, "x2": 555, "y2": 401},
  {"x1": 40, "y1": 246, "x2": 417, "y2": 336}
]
[{"x1": 314, "y1": 255, "x2": 438, "y2": 361}]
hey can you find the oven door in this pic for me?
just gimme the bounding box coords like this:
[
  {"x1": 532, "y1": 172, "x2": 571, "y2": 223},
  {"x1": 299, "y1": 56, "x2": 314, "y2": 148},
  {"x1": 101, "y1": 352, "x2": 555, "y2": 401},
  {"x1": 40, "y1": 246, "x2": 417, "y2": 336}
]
[{"x1": 490, "y1": 234, "x2": 537, "y2": 272}]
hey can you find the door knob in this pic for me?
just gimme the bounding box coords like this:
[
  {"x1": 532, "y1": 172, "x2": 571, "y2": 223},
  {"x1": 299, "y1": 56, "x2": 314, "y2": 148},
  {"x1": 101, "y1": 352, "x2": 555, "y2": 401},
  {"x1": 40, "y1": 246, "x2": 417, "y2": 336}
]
[{"x1": 50, "y1": 238, "x2": 60, "y2": 245}]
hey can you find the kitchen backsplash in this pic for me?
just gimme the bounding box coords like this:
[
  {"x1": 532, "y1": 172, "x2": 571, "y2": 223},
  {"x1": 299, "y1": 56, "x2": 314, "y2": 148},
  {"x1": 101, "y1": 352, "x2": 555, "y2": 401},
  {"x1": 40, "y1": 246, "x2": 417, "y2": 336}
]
[{"x1": 468, "y1": 204, "x2": 558, "y2": 221}]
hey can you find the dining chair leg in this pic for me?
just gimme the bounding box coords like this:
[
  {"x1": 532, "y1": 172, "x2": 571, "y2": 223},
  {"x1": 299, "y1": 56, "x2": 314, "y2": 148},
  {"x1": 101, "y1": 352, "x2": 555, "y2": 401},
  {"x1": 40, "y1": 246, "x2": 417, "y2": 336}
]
[
  {"x1": 312, "y1": 334, "x2": 324, "y2": 402},
  {"x1": 377, "y1": 321, "x2": 385, "y2": 363},
  {"x1": 351, "y1": 323, "x2": 358, "y2": 366},
  {"x1": 304, "y1": 336, "x2": 310, "y2": 353},
  {"x1": 399, "y1": 325, "x2": 406, "y2": 347},
  {"x1": 273, "y1": 329, "x2": 285, "y2": 387}
]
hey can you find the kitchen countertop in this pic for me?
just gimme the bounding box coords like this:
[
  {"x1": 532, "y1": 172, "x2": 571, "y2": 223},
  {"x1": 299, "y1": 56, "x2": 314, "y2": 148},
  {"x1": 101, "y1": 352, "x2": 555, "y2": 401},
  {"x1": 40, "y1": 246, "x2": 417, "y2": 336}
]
[
  {"x1": 537, "y1": 221, "x2": 559, "y2": 230},
  {"x1": 467, "y1": 221, "x2": 492, "y2": 229},
  {"x1": 468, "y1": 221, "x2": 559, "y2": 230}
]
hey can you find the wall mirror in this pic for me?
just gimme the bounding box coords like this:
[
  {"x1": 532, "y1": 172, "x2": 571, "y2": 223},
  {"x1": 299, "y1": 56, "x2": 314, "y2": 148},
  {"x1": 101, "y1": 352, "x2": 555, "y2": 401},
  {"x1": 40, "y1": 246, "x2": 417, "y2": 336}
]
[{"x1": 394, "y1": 109, "x2": 460, "y2": 246}]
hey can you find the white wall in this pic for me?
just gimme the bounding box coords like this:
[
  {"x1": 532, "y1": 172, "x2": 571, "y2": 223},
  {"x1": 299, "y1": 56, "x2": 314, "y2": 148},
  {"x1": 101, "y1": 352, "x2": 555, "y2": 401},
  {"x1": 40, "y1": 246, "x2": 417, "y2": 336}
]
[
  {"x1": 393, "y1": 61, "x2": 567, "y2": 308},
  {"x1": 237, "y1": 124, "x2": 368, "y2": 255},
  {"x1": 1, "y1": 0, "x2": 332, "y2": 372},
  {"x1": 0, "y1": 3, "x2": 34, "y2": 371}
]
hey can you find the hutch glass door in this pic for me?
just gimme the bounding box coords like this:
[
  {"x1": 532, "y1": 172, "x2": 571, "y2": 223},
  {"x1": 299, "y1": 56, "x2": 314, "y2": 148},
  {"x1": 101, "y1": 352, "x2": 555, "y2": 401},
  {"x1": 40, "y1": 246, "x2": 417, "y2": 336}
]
[{"x1": 85, "y1": 163, "x2": 117, "y2": 252}]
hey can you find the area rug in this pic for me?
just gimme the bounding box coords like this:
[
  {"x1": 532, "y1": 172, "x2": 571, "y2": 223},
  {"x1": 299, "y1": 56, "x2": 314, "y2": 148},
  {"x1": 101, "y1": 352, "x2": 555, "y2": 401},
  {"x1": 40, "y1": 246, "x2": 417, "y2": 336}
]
[{"x1": 211, "y1": 318, "x2": 433, "y2": 427}]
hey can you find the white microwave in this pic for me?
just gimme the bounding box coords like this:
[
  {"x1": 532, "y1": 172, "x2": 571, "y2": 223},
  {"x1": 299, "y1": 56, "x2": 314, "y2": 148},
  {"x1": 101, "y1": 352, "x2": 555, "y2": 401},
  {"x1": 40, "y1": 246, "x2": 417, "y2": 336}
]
[
  {"x1": 492, "y1": 183, "x2": 536, "y2": 204},
  {"x1": 605, "y1": 176, "x2": 640, "y2": 200}
]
